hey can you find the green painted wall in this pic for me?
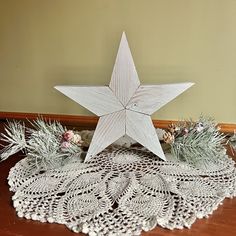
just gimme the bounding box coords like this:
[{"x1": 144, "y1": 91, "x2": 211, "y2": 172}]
[{"x1": 0, "y1": 0, "x2": 236, "y2": 123}]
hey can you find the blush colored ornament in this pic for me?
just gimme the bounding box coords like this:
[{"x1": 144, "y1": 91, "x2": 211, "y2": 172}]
[{"x1": 55, "y1": 32, "x2": 194, "y2": 162}]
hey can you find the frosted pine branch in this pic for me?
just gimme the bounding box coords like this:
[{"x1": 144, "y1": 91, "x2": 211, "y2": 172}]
[
  {"x1": 0, "y1": 121, "x2": 27, "y2": 161},
  {"x1": 164, "y1": 116, "x2": 226, "y2": 165},
  {"x1": 0, "y1": 118, "x2": 83, "y2": 170}
]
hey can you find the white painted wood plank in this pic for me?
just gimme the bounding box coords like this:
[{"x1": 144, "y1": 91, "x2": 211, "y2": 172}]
[
  {"x1": 126, "y1": 83, "x2": 194, "y2": 115},
  {"x1": 126, "y1": 110, "x2": 166, "y2": 161},
  {"x1": 55, "y1": 86, "x2": 124, "y2": 116},
  {"x1": 85, "y1": 110, "x2": 126, "y2": 162},
  {"x1": 109, "y1": 32, "x2": 140, "y2": 106}
]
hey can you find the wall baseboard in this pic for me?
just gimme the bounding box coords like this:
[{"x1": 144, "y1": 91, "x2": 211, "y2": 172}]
[{"x1": 0, "y1": 111, "x2": 235, "y2": 134}]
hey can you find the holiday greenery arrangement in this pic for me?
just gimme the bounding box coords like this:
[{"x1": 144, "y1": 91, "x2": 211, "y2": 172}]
[{"x1": 0, "y1": 116, "x2": 233, "y2": 169}]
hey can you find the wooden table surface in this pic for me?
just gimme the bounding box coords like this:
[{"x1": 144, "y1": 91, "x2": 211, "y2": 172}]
[{"x1": 0, "y1": 122, "x2": 236, "y2": 236}]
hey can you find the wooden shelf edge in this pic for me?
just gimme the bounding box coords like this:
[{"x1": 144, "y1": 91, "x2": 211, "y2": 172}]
[{"x1": 0, "y1": 111, "x2": 235, "y2": 134}]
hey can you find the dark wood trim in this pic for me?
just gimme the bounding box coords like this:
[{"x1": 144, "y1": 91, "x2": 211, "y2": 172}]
[
  {"x1": 0, "y1": 111, "x2": 98, "y2": 130},
  {"x1": 217, "y1": 123, "x2": 236, "y2": 134},
  {"x1": 0, "y1": 111, "x2": 235, "y2": 134}
]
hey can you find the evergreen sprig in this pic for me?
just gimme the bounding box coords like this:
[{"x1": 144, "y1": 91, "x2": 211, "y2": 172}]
[
  {"x1": 0, "y1": 119, "x2": 83, "y2": 170},
  {"x1": 0, "y1": 121, "x2": 27, "y2": 161},
  {"x1": 167, "y1": 117, "x2": 226, "y2": 165}
]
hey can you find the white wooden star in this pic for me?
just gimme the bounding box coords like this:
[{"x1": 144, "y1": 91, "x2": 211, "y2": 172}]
[{"x1": 55, "y1": 32, "x2": 194, "y2": 162}]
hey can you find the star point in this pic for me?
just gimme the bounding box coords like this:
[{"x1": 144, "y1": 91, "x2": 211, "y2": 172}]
[{"x1": 55, "y1": 33, "x2": 194, "y2": 162}]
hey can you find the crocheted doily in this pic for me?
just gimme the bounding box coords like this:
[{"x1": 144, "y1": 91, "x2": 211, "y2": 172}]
[{"x1": 8, "y1": 147, "x2": 236, "y2": 236}]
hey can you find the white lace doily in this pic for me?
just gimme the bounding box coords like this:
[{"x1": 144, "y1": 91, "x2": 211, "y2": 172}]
[{"x1": 8, "y1": 147, "x2": 236, "y2": 236}]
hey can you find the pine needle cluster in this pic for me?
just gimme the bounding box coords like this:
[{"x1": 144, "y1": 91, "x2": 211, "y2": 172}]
[
  {"x1": 164, "y1": 116, "x2": 226, "y2": 165},
  {"x1": 0, "y1": 119, "x2": 83, "y2": 170}
]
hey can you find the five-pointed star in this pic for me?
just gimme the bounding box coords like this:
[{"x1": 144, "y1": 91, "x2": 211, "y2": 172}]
[{"x1": 55, "y1": 32, "x2": 194, "y2": 162}]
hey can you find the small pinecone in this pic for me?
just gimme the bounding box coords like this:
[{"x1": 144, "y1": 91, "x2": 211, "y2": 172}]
[
  {"x1": 168, "y1": 123, "x2": 177, "y2": 134},
  {"x1": 79, "y1": 130, "x2": 94, "y2": 147},
  {"x1": 163, "y1": 132, "x2": 175, "y2": 144}
]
